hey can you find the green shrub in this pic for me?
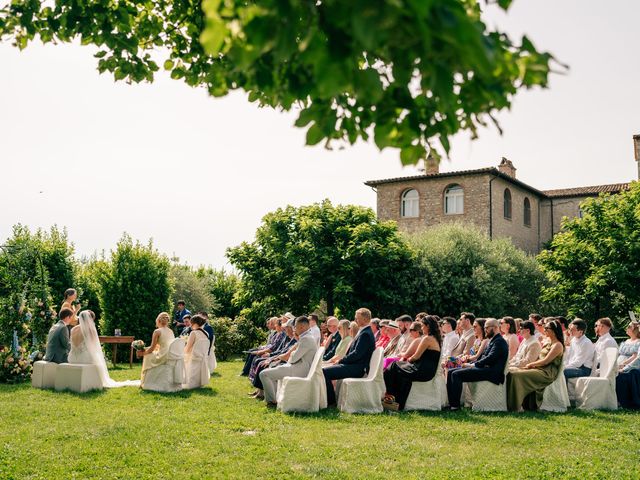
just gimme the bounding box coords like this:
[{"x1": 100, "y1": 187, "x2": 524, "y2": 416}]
[
  {"x1": 99, "y1": 235, "x2": 172, "y2": 347},
  {"x1": 210, "y1": 316, "x2": 267, "y2": 360},
  {"x1": 169, "y1": 264, "x2": 214, "y2": 315}
]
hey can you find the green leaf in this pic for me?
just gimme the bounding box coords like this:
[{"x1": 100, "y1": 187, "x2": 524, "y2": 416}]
[
  {"x1": 400, "y1": 144, "x2": 425, "y2": 166},
  {"x1": 305, "y1": 123, "x2": 325, "y2": 146},
  {"x1": 163, "y1": 59, "x2": 174, "y2": 70}
]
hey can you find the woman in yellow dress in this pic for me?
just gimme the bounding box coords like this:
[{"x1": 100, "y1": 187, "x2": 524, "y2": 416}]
[{"x1": 507, "y1": 320, "x2": 564, "y2": 412}]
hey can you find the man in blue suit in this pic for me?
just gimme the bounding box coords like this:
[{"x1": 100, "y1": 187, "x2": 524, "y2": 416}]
[
  {"x1": 322, "y1": 308, "x2": 376, "y2": 406},
  {"x1": 446, "y1": 318, "x2": 509, "y2": 410}
]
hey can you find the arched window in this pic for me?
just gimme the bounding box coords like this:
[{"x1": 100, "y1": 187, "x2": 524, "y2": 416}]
[
  {"x1": 503, "y1": 188, "x2": 512, "y2": 220},
  {"x1": 401, "y1": 189, "x2": 419, "y2": 218},
  {"x1": 523, "y1": 197, "x2": 531, "y2": 227},
  {"x1": 444, "y1": 184, "x2": 464, "y2": 215}
]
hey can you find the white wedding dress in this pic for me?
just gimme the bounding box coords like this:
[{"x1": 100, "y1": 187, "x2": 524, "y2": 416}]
[{"x1": 69, "y1": 311, "x2": 140, "y2": 388}]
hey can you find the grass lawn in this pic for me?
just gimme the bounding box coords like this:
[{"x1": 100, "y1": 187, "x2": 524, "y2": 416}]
[{"x1": 1, "y1": 360, "x2": 639, "y2": 480}]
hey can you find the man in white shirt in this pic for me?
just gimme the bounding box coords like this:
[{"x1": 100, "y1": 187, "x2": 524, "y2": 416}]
[
  {"x1": 564, "y1": 318, "x2": 596, "y2": 381},
  {"x1": 449, "y1": 312, "x2": 475, "y2": 357},
  {"x1": 510, "y1": 320, "x2": 542, "y2": 368},
  {"x1": 308, "y1": 314, "x2": 322, "y2": 346},
  {"x1": 440, "y1": 317, "x2": 460, "y2": 359},
  {"x1": 594, "y1": 317, "x2": 618, "y2": 370}
]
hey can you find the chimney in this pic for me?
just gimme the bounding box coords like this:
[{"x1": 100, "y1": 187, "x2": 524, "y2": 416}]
[
  {"x1": 424, "y1": 154, "x2": 439, "y2": 175},
  {"x1": 634, "y1": 134, "x2": 640, "y2": 180},
  {"x1": 498, "y1": 157, "x2": 516, "y2": 178}
]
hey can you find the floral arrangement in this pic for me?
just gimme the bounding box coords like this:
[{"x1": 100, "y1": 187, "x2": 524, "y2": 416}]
[
  {"x1": 0, "y1": 345, "x2": 33, "y2": 383},
  {"x1": 131, "y1": 340, "x2": 146, "y2": 351}
]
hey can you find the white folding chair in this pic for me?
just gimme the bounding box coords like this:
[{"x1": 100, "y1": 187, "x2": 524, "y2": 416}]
[
  {"x1": 277, "y1": 347, "x2": 327, "y2": 413},
  {"x1": 575, "y1": 347, "x2": 618, "y2": 410},
  {"x1": 404, "y1": 371, "x2": 443, "y2": 411},
  {"x1": 540, "y1": 364, "x2": 570, "y2": 412},
  {"x1": 337, "y1": 347, "x2": 385, "y2": 414},
  {"x1": 466, "y1": 360, "x2": 509, "y2": 412}
]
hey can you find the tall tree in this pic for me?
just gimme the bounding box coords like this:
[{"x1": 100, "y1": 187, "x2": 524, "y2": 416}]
[
  {"x1": 538, "y1": 182, "x2": 640, "y2": 329},
  {"x1": 0, "y1": 0, "x2": 558, "y2": 163},
  {"x1": 227, "y1": 200, "x2": 414, "y2": 318}
]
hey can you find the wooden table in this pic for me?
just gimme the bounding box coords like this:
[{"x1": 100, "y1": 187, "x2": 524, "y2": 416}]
[{"x1": 99, "y1": 336, "x2": 135, "y2": 368}]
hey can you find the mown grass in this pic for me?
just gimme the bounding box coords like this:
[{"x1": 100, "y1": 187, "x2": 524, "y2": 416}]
[{"x1": 1, "y1": 360, "x2": 639, "y2": 479}]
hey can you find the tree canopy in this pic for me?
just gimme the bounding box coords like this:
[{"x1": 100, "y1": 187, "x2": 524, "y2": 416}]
[
  {"x1": 0, "y1": 0, "x2": 557, "y2": 164},
  {"x1": 538, "y1": 182, "x2": 640, "y2": 329}
]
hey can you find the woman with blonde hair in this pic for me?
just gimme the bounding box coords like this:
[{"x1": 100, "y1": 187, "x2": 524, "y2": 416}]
[
  {"x1": 324, "y1": 319, "x2": 352, "y2": 365},
  {"x1": 139, "y1": 312, "x2": 176, "y2": 388}
]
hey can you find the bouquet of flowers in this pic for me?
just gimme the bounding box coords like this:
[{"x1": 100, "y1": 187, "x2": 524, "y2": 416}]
[
  {"x1": 444, "y1": 356, "x2": 463, "y2": 370},
  {"x1": 131, "y1": 340, "x2": 145, "y2": 351}
]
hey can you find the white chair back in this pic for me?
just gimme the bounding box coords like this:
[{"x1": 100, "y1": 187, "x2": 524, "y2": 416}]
[
  {"x1": 168, "y1": 338, "x2": 185, "y2": 358},
  {"x1": 588, "y1": 349, "x2": 599, "y2": 376},
  {"x1": 307, "y1": 347, "x2": 325, "y2": 380},
  {"x1": 601, "y1": 347, "x2": 618, "y2": 380},
  {"x1": 366, "y1": 347, "x2": 384, "y2": 380}
]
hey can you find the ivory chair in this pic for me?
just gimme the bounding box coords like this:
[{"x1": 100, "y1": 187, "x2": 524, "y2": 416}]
[
  {"x1": 54, "y1": 364, "x2": 103, "y2": 393},
  {"x1": 141, "y1": 338, "x2": 186, "y2": 392},
  {"x1": 277, "y1": 347, "x2": 326, "y2": 413},
  {"x1": 465, "y1": 360, "x2": 509, "y2": 412},
  {"x1": 575, "y1": 347, "x2": 618, "y2": 410},
  {"x1": 540, "y1": 365, "x2": 570, "y2": 412},
  {"x1": 404, "y1": 370, "x2": 444, "y2": 411},
  {"x1": 32, "y1": 361, "x2": 59, "y2": 389},
  {"x1": 337, "y1": 347, "x2": 385, "y2": 414},
  {"x1": 567, "y1": 350, "x2": 598, "y2": 404}
]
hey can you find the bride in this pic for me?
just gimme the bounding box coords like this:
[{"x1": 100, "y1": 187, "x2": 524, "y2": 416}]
[{"x1": 69, "y1": 310, "x2": 140, "y2": 388}]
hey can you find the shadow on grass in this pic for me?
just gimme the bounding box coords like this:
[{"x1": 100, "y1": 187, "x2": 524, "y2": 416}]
[{"x1": 139, "y1": 387, "x2": 218, "y2": 398}]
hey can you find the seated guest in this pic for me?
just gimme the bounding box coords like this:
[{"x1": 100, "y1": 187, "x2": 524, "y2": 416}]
[
  {"x1": 500, "y1": 317, "x2": 520, "y2": 360},
  {"x1": 440, "y1": 317, "x2": 459, "y2": 359},
  {"x1": 139, "y1": 313, "x2": 176, "y2": 389},
  {"x1": 618, "y1": 321, "x2": 640, "y2": 372},
  {"x1": 446, "y1": 319, "x2": 487, "y2": 369},
  {"x1": 383, "y1": 321, "x2": 403, "y2": 358},
  {"x1": 507, "y1": 320, "x2": 565, "y2": 412},
  {"x1": 529, "y1": 313, "x2": 544, "y2": 342},
  {"x1": 249, "y1": 320, "x2": 298, "y2": 399},
  {"x1": 240, "y1": 316, "x2": 278, "y2": 376},
  {"x1": 376, "y1": 320, "x2": 391, "y2": 348},
  {"x1": 371, "y1": 318, "x2": 381, "y2": 342},
  {"x1": 183, "y1": 314, "x2": 211, "y2": 389},
  {"x1": 616, "y1": 321, "x2": 640, "y2": 409},
  {"x1": 383, "y1": 315, "x2": 442, "y2": 410},
  {"x1": 510, "y1": 320, "x2": 542, "y2": 369},
  {"x1": 198, "y1": 312, "x2": 216, "y2": 374},
  {"x1": 594, "y1": 317, "x2": 618, "y2": 371},
  {"x1": 322, "y1": 308, "x2": 376, "y2": 406},
  {"x1": 446, "y1": 318, "x2": 509, "y2": 410},
  {"x1": 449, "y1": 312, "x2": 476, "y2": 358},
  {"x1": 563, "y1": 319, "x2": 595, "y2": 381},
  {"x1": 556, "y1": 316, "x2": 569, "y2": 337},
  {"x1": 241, "y1": 317, "x2": 287, "y2": 376},
  {"x1": 322, "y1": 317, "x2": 341, "y2": 361},
  {"x1": 324, "y1": 320, "x2": 352, "y2": 365},
  {"x1": 395, "y1": 315, "x2": 414, "y2": 353},
  {"x1": 259, "y1": 316, "x2": 318, "y2": 406},
  {"x1": 514, "y1": 318, "x2": 524, "y2": 343},
  {"x1": 43, "y1": 308, "x2": 75, "y2": 364},
  {"x1": 384, "y1": 321, "x2": 423, "y2": 370},
  {"x1": 308, "y1": 314, "x2": 322, "y2": 346}
]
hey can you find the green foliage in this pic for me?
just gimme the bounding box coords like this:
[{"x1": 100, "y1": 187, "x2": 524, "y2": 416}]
[
  {"x1": 209, "y1": 316, "x2": 267, "y2": 360},
  {"x1": 406, "y1": 223, "x2": 546, "y2": 317},
  {"x1": 201, "y1": 268, "x2": 243, "y2": 319},
  {"x1": 538, "y1": 182, "x2": 640, "y2": 331},
  {"x1": 0, "y1": 345, "x2": 32, "y2": 383},
  {"x1": 0, "y1": 0, "x2": 559, "y2": 164},
  {"x1": 0, "y1": 225, "x2": 74, "y2": 347},
  {"x1": 227, "y1": 200, "x2": 415, "y2": 319},
  {"x1": 99, "y1": 234, "x2": 172, "y2": 343},
  {"x1": 76, "y1": 255, "x2": 109, "y2": 322},
  {"x1": 169, "y1": 264, "x2": 215, "y2": 315}
]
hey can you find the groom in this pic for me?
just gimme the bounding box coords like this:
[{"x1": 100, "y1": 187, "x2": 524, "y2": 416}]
[{"x1": 44, "y1": 308, "x2": 75, "y2": 363}]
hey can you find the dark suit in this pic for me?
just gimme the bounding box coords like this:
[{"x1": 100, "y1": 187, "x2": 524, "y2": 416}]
[
  {"x1": 446, "y1": 333, "x2": 509, "y2": 408},
  {"x1": 323, "y1": 325, "x2": 375, "y2": 405},
  {"x1": 202, "y1": 322, "x2": 215, "y2": 354},
  {"x1": 323, "y1": 332, "x2": 342, "y2": 361}
]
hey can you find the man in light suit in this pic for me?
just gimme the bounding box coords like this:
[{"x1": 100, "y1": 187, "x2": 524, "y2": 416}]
[
  {"x1": 322, "y1": 308, "x2": 376, "y2": 406},
  {"x1": 43, "y1": 308, "x2": 75, "y2": 363},
  {"x1": 509, "y1": 320, "x2": 542, "y2": 368},
  {"x1": 259, "y1": 316, "x2": 318, "y2": 406}
]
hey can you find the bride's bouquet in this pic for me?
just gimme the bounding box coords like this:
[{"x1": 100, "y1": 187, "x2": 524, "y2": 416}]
[{"x1": 131, "y1": 340, "x2": 145, "y2": 351}]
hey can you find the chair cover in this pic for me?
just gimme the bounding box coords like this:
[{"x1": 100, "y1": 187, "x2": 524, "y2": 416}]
[
  {"x1": 277, "y1": 347, "x2": 326, "y2": 413},
  {"x1": 575, "y1": 347, "x2": 618, "y2": 410},
  {"x1": 337, "y1": 347, "x2": 385, "y2": 414},
  {"x1": 184, "y1": 334, "x2": 211, "y2": 389},
  {"x1": 567, "y1": 350, "x2": 598, "y2": 403},
  {"x1": 404, "y1": 371, "x2": 443, "y2": 411},
  {"x1": 142, "y1": 338, "x2": 185, "y2": 392},
  {"x1": 540, "y1": 364, "x2": 570, "y2": 412},
  {"x1": 208, "y1": 342, "x2": 217, "y2": 374},
  {"x1": 54, "y1": 363, "x2": 103, "y2": 393},
  {"x1": 466, "y1": 361, "x2": 509, "y2": 412},
  {"x1": 32, "y1": 361, "x2": 58, "y2": 389}
]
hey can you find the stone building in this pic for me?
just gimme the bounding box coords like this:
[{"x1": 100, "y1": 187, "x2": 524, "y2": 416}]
[{"x1": 364, "y1": 136, "x2": 640, "y2": 254}]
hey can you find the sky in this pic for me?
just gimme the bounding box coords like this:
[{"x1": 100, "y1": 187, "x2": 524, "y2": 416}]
[{"x1": 1, "y1": 0, "x2": 638, "y2": 269}]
